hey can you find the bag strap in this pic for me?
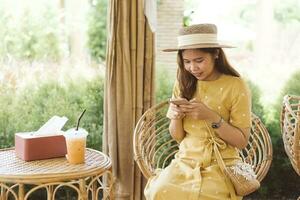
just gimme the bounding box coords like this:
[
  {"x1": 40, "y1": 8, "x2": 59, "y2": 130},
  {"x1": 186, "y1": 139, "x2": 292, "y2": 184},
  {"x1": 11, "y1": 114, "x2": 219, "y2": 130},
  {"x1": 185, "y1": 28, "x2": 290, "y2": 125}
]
[
  {"x1": 204, "y1": 121, "x2": 238, "y2": 200},
  {"x1": 204, "y1": 122, "x2": 227, "y2": 171}
]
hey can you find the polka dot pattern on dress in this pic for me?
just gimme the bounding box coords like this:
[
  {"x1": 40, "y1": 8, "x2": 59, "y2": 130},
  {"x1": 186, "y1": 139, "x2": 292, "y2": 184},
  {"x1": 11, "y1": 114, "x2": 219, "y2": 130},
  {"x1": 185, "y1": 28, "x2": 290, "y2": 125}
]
[{"x1": 148, "y1": 75, "x2": 252, "y2": 199}]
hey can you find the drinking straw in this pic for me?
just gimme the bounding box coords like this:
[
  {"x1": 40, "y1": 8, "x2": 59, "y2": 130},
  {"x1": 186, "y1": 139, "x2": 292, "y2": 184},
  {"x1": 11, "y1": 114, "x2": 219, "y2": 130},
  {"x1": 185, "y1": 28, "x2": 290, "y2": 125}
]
[{"x1": 76, "y1": 109, "x2": 86, "y2": 131}]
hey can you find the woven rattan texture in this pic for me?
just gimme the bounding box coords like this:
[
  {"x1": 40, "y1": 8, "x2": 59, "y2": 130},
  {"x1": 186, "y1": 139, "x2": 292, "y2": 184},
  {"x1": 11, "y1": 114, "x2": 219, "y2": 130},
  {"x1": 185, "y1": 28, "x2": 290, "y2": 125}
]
[
  {"x1": 133, "y1": 100, "x2": 273, "y2": 181},
  {"x1": 0, "y1": 148, "x2": 111, "y2": 176},
  {"x1": 179, "y1": 24, "x2": 217, "y2": 35},
  {"x1": 281, "y1": 95, "x2": 300, "y2": 175}
]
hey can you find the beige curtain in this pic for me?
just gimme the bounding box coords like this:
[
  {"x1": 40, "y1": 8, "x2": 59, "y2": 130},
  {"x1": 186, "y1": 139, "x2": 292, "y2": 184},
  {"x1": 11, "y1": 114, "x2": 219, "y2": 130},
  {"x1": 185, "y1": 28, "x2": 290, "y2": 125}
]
[{"x1": 103, "y1": 0, "x2": 155, "y2": 199}]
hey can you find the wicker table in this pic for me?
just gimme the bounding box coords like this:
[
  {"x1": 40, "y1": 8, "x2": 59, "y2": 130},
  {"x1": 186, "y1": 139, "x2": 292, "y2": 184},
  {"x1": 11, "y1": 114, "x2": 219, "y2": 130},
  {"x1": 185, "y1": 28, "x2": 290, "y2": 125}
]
[{"x1": 0, "y1": 148, "x2": 113, "y2": 200}]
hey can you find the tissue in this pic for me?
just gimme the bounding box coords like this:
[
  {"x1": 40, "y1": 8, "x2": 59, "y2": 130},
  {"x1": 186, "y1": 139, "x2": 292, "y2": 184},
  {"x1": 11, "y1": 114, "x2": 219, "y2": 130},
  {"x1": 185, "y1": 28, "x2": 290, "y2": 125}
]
[
  {"x1": 35, "y1": 116, "x2": 68, "y2": 136},
  {"x1": 15, "y1": 116, "x2": 69, "y2": 161}
]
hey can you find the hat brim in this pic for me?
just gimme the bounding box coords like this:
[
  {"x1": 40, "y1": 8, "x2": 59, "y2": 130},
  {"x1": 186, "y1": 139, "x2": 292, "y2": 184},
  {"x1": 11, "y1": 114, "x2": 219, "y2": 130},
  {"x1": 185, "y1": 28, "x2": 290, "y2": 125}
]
[{"x1": 163, "y1": 43, "x2": 235, "y2": 52}]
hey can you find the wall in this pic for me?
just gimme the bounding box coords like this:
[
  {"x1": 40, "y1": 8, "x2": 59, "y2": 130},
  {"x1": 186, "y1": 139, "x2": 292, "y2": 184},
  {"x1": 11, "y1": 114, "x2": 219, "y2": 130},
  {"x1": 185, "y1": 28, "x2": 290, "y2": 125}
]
[{"x1": 156, "y1": 0, "x2": 184, "y2": 70}]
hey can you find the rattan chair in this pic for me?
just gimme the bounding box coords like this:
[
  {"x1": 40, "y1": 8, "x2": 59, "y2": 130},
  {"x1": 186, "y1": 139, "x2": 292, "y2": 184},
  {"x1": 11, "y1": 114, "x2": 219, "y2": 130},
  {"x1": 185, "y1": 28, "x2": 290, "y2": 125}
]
[
  {"x1": 133, "y1": 100, "x2": 273, "y2": 182},
  {"x1": 281, "y1": 95, "x2": 300, "y2": 176}
]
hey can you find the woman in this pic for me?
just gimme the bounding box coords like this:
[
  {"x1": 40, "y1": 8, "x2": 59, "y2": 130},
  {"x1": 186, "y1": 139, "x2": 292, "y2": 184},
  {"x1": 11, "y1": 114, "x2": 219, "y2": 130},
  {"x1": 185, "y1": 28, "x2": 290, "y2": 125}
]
[{"x1": 144, "y1": 24, "x2": 251, "y2": 200}]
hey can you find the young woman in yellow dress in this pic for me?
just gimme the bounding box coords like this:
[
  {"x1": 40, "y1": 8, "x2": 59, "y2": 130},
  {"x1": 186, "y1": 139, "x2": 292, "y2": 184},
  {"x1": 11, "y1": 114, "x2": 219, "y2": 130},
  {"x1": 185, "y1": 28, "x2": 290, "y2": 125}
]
[{"x1": 144, "y1": 24, "x2": 251, "y2": 200}]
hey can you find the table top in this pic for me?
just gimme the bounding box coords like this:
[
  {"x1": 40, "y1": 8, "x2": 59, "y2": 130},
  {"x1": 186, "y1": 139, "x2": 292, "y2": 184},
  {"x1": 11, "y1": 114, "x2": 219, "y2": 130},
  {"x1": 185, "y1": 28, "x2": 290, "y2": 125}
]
[{"x1": 0, "y1": 148, "x2": 111, "y2": 183}]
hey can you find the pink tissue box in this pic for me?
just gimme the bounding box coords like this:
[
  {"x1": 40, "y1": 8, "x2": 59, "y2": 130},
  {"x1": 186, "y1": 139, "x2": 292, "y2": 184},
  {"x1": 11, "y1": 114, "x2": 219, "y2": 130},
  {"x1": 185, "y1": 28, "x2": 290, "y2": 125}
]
[{"x1": 15, "y1": 132, "x2": 67, "y2": 161}]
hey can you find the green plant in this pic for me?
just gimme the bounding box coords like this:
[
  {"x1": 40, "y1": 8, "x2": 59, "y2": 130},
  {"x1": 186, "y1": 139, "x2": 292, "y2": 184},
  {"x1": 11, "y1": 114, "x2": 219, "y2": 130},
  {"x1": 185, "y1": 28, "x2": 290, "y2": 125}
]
[
  {"x1": 253, "y1": 70, "x2": 300, "y2": 199},
  {"x1": 155, "y1": 67, "x2": 175, "y2": 103},
  {"x1": 87, "y1": 0, "x2": 107, "y2": 62},
  {"x1": 183, "y1": 11, "x2": 194, "y2": 27},
  {"x1": 247, "y1": 80, "x2": 264, "y2": 120},
  {"x1": 0, "y1": 77, "x2": 104, "y2": 150},
  {"x1": 0, "y1": 5, "x2": 64, "y2": 62},
  {"x1": 274, "y1": 0, "x2": 300, "y2": 24}
]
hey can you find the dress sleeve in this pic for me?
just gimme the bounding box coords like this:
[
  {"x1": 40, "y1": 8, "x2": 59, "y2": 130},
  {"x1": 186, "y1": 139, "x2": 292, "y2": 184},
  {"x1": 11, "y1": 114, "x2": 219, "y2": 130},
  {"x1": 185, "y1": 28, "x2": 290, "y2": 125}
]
[
  {"x1": 229, "y1": 78, "x2": 252, "y2": 129},
  {"x1": 171, "y1": 80, "x2": 181, "y2": 98}
]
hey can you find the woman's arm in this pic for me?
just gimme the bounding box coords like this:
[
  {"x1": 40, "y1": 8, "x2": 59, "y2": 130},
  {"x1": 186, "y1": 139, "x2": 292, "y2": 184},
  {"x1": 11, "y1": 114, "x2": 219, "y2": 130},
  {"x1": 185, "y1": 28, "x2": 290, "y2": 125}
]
[
  {"x1": 166, "y1": 103, "x2": 186, "y2": 142},
  {"x1": 169, "y1": 119, "x2": 186, "y2": 142},
  {"x1": 207, "y1": 112, "x2": 249, "y2": 149}
]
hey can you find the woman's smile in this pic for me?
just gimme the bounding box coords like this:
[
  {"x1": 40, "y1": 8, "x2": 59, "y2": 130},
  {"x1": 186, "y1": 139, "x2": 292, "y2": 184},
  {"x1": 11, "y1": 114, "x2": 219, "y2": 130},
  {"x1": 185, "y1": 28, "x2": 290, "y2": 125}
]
[{"x1": 182, "y1": 49, "x2": 217, "y2": 81}]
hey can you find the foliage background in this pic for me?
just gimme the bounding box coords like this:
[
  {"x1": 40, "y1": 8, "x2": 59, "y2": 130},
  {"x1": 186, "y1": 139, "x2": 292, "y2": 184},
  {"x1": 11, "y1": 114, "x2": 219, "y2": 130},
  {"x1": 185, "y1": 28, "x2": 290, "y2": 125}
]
[
  {"x1": 87, "y1": 0, "x2": 107, "y2": 62},
  {"x1": 0, "y1": 5, "x2": 65, "y2": 62},
  {"x1": 0, "y1": 77, "x2": 104, "y2": 150}
]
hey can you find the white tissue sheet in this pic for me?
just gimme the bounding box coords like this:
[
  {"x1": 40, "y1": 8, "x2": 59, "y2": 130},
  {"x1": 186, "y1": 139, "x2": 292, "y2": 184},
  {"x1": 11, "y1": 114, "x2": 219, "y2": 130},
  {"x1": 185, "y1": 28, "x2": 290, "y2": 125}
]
[{"x1": 35, "y1": 116, "x2": 68, "y2": 136}]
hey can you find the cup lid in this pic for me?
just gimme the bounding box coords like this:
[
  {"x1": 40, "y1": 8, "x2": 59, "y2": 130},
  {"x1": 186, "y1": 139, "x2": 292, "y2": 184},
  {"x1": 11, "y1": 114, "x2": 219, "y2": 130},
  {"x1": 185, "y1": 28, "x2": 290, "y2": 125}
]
[{"x1": 64, "y1": 128, "x2": 88, "y2": 138}]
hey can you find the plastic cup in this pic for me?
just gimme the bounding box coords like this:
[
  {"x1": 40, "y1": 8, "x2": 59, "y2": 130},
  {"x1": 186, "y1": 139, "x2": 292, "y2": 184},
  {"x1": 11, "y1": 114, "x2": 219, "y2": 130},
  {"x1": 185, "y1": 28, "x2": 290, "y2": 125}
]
[{"x1": 64, "y1": 128, "x2": 88, "y2": 164}]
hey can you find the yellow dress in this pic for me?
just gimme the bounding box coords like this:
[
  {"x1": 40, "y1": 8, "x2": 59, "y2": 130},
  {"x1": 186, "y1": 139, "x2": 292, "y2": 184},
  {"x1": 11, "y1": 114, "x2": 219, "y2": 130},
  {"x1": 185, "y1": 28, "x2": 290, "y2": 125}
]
[{"x1": 144, "y1": 74, "x2": 252, "y2": 200}]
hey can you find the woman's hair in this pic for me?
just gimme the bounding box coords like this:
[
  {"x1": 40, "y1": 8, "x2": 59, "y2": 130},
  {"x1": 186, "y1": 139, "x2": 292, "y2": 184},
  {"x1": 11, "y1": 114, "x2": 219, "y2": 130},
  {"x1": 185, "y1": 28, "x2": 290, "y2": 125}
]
[{"x1": 177, "y1": 48, "x2": 240, "y2": 100}]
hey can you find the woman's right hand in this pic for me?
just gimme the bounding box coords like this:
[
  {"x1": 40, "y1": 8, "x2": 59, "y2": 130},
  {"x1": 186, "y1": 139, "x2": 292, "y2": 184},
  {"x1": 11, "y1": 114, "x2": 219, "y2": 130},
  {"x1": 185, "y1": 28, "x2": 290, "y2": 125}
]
[{"x1": 166, "y1": 102, "x2": 186, "y2": 120}]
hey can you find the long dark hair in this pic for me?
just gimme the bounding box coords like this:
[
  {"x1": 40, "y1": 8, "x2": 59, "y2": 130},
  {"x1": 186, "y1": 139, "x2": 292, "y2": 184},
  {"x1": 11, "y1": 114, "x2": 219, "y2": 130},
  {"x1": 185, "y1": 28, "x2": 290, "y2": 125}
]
[{"x1": 177, "y1": 48, "x2": 240, "y2": 100}]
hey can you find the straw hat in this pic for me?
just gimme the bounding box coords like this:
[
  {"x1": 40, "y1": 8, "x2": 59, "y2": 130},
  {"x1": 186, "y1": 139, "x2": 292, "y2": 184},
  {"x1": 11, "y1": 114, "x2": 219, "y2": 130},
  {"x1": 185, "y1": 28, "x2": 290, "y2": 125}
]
[{"x1": 163, "y1": 23, "x2": 234, "y2": 52}]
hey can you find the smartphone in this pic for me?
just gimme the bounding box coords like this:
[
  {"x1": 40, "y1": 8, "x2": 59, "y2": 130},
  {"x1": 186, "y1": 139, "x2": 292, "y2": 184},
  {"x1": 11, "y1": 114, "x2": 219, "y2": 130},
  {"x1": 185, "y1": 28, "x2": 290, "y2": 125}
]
[{"x1": 169, "y1": 98, "x2": 189, "y2": 105}]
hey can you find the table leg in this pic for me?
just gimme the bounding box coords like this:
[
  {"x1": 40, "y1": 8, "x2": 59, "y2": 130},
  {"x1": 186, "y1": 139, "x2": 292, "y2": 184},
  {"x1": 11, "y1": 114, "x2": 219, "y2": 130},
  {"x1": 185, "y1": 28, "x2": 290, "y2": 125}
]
[
  {"x1": 0, "y1": 185, "x2": 3, "y2": 200},
  {"x1": 18, "y1": 184, "x2": 24, "y2": 200},
  {"x1": 0, "y1": 185, "x2": 6, "y2": 200},
  {"x1": 79, "y1": 179, "x2": 87, "y2": 200},
  {"x1": 102, "y1": 169, "x2": 114, "y2": 200},
  {"x1": 47, "y1": 185, "x2": 53, "y2": 200},
  {"x1": 92, "y1": 180, "x2": 97, "y2": 200},
  {"x1": 108, "y1": 169, "x2": 114, "y2": 200}
]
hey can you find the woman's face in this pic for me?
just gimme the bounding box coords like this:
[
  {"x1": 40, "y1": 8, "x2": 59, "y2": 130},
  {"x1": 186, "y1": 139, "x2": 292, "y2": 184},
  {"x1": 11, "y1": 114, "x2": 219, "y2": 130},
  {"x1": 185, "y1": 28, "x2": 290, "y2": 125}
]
[{"x1": 182, "y1": 49, "x2": 219, "y2": 81}]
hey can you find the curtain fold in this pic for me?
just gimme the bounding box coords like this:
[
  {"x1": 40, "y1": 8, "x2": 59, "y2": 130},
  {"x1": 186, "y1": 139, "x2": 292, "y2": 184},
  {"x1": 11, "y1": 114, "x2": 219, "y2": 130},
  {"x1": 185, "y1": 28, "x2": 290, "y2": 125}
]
[{"x1": 104, "y1": 0, "x2": 155, "y2": 199}]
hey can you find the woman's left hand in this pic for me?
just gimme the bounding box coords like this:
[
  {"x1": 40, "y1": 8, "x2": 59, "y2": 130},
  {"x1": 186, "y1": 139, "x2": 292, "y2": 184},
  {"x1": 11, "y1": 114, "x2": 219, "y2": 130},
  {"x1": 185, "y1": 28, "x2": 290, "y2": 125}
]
[{"x1": 179, "y1": 99, "x2": 218, "y2": 122}]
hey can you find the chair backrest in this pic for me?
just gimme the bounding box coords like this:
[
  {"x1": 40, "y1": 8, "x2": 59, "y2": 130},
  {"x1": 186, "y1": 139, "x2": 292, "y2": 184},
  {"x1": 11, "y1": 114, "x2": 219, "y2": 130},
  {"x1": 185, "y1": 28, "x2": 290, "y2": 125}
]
[
  {"x1": 133, "y1": 100, "x2": 273, "y2": 181},
  {"x1": 281, "y1": 95, "x2": 300, "y2": 176}
]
